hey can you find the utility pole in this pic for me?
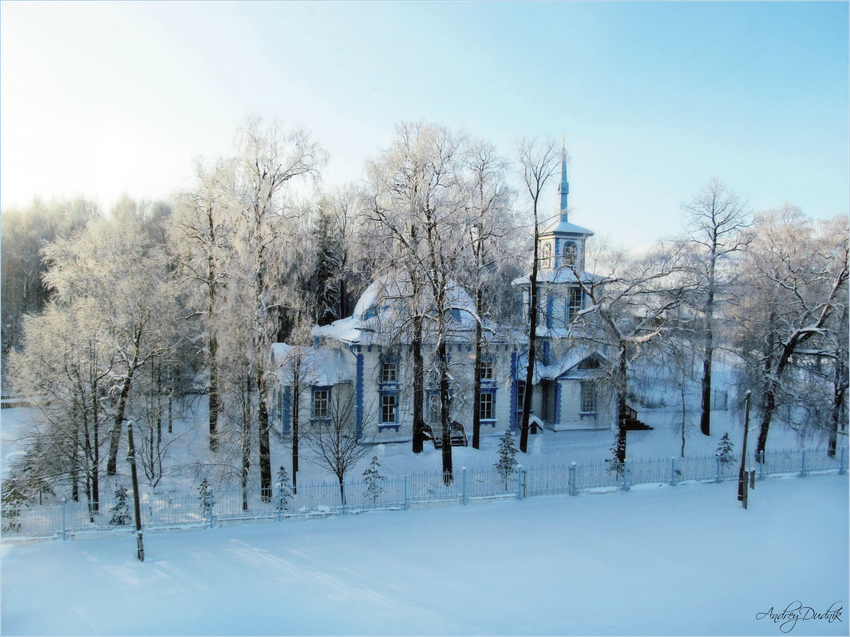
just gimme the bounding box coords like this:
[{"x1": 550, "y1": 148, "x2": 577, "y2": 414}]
[
  {"x1": 127, "y1": 419, "x2": 145, "y2": 561},
  {"x1": 738, "y1": 391, "x2": 751, "y2": 509}
]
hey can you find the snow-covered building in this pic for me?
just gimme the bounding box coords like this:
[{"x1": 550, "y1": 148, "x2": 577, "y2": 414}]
[{"x1": 272, "y1": 145, "x2": 617, "y2": 443}]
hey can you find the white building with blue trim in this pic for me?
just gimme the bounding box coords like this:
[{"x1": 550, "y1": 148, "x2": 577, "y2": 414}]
[{"x1": 272, "y1": 146, "x2": 617, "y2": 443}]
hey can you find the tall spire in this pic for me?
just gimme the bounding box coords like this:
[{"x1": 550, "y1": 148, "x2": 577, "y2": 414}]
[{"x1": 558, "y1": 133, "x2": 569, "y2": 221}]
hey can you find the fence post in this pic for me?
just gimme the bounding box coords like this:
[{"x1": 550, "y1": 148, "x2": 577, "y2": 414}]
[
  {"x1": 622, "y1": 460, "x2": 630, "y2": 492},
  {"x1": 517, "y1": 464, "x2": 523, "y2": 500},
  {"x1": 569, "y1": 462, "x2": 577, "y2": 496},
  {"x1": 840, "y1": 448, "x2": 846, "y2": 476},
  {"x1": 209, "y1": 492, "x2": 215, "y2": 529},
  {"x1": 461, "y1": 467, "x2": 467, "y2": 505},
  {"x1": 800, "y1": 450, "x2": 807, "y2": 478},
  {"x1": 61, "y1": 496, "x2": 67, "y2": 541},
  {"x1": 403, "y1": 475, "x2": 408, "y2": 511},
  {"x1": 758, "y1": 450, "x2": 765, "y2": 481},
  {"x1": 671, "y1": 457, "x2": 677, "y2": 487},
  {"x1": 715, "y1": 457, "x2": 722, "y2": 484}
]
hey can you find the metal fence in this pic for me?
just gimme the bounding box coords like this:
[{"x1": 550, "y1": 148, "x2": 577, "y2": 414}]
[{"x1": 2, "y1": 446, "x2": 846, "y2": 541}]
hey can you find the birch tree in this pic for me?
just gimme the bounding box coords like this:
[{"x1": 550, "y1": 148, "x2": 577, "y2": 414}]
[
  {"x1": 515, "y1": 137, "x2": 560, "y2": 453},
  {"x1": 734, "y1": 208, "x2": 849, "y2": 459},
  {"x1": 462, "y1": 139, "x2": 514, "y2": 449},
  {"x1": 569, "y1": 242, "x2": 691, "y2": 466},
  {"x1": 365, "y1": 121, "x2": 469, "y2": 480},
  {"x1": 680, "y1": 178, "x2": 751, "y2": 436},
  {"x1": 230, "y1": 118, "x2": 326, "y2": 499},
  {"x1": 42, "y1": 217, "x2": 176, "y2": 477},
  {"x1": 171, "y1": 158, "x2": 236, "y2": 452}
]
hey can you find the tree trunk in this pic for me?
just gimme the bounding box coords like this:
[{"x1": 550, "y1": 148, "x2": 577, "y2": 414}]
[
  {"x1": 292, "y1": 367, "x2": 300, "y2": 494},
  {"x1": 828, "y1": 356, "x2": 847, "y2": 457},
  {"x1": 472, "y1": 288, "x2": 483, "y2": 450},
  {"x1": 699, "y1": 256, "x2": 717, "y2": 436},
  {"x1": 438, "y1": 338, "x2": 453, "y2": 483},
  {"x1": 520, "y1": 213, "x2": 540, "y2": 454},
  {"x1": 91, "y1": 382, "x2": 100, "y2": 511},
  {"x1": 242, "y1": 374, "x2": 251, "y2": 511},
  {"x1": 616, "y1": 345, "x2": 628, "y2": 464},
  {"x1": 107, "y1": 345, "x2": 140, "y2": 476},
  {"x1": 208, "y1": 332, "x2": 219, "y2": 451},
  {"x1": 411, "y1": 315, "x2": 425, "y2": 454},
  {"x1": 257, "y1": 361, "x2": 272, "y2": 501},
  {"x1": 699, "y1": 339, "x2": 713, "y2": 436}
]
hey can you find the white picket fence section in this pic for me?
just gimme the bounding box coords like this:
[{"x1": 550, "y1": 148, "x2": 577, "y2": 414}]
[{"x1": 2, "y1": 446, "x2": 846, "y2": 541}]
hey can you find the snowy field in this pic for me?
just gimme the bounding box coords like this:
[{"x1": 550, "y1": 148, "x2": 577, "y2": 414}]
[{"x1": 2, "y1": 473, "x2": 847, "y2": 636}]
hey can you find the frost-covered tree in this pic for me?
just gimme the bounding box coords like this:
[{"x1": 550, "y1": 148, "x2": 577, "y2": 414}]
[
  {"x1": 1, "y1": 197, "x2": 99, "y2": 391},
  {"x1": 733, "y1": 208, "x2": 848, "y2": 459},
  {"x1": 680, "y1": 179, "x2": 751, "y2": 436},
  {"x1": 230, "y1": 118, "x2": 327, "y2": 499},
  {"x1": 514, "y1": 137, "x2": 561, "y2": 454},
  {"x1": 569, "y1": 241, "x2": 691, "y2": 465},
  {"x1": 9, "y1": 302, "x2": 113, "y2": 508},
  {"x1": 303, "y1": 390, "x2": 369, "y2": 505},
  {"x1": 365, "y1": 122, "x2": 470, "y2": 479},
  {"x1": 462, "y1": 138, "x2": 515, "y2": 449},
  {"x1": 171, "y1": 158, "x2": 236, "y2": 452},
  {"x1": 12, "y1": 214, "x2": 177, "y2": 499}
]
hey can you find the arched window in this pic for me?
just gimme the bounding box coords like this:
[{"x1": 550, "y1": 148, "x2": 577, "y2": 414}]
[
  {"x1": 563, "y1": 242, "x2": 577, "y2": 268},
  {"x1": 541, "y1": 242, "x2": 552, "y2": 269}
]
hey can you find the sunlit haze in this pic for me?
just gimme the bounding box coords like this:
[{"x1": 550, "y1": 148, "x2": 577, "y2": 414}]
[{"x1": 1, "y1": 1, "x2": 847, "y2": 249}]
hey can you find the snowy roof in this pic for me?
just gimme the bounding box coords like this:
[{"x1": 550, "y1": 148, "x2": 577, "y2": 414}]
[
  {"x1": 514, "y1": 347, "x2": 608, "y2": 382},
  {"x1": 512, "y1": 270, "x2": 604, "y2": 287},
  {"x1": 540, "y1": 216, "x2": 594, "y2": 238},
  {"x1": 272, "y1": 343, "x2": 354, "y2": 386},
  {"x1": 314, "y1": 275, "x2": 478, "y2": 345}
]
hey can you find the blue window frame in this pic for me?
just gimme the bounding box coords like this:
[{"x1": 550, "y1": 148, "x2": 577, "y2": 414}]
[
  {"x1": 479, "y1": 389, "x2": 496, "y2": 424},
  {"x1": 312, "y1": 386, "x2": 331, "y2": 421}
]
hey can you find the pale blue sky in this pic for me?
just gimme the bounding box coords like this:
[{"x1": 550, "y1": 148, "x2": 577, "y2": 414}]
[{"x1": 2, "y1": 1, "x2": 847, "y2": 248}]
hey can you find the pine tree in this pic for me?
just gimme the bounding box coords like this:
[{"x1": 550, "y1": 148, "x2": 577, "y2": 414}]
[
  {"x1": 716, "y1": 433, "x2": 735, "y2": 466},
  {"x1": 275, "y1": 466, "x2": 292, "y2": 511},
  {"x1": 606, "y1": 435, "x2": 626, "y2": 478},
  {"x1": 109, "y1": 486, "x2": 131, "y2": 525},
  {"x1": 494, "y1": 430, "x2": 519, "y2": 490},
  {"x1": 198, "y1": 479, "x2": 212, "y2": 517},
  {"x1": 362, "y1": 455, "x2": 385, "y2": 503}
]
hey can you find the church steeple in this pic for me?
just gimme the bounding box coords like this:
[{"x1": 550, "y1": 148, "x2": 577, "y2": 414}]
[{"x1": 558, "y1": 134, "x2": 569, "y2": 221}]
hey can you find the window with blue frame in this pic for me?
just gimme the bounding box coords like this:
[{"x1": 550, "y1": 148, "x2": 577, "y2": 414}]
[
  {"x1": 515, "y1": 380, "x2": 528, "y2": 424},
  {"x1": 380, "y1": 392, "x2": 398, "y2": 424},
  {"x1": 479, "y1": 389, "x2": 496, "y2": 423},
  {"x1": 379, "y1": 356, "x2": 400, "y2": 428},
  {"x1": 563, "y1": 241, "x2": 577, "y2": 268},
  {"x1": 381, "y1": 361, "x2": 398, "y2": 383},
  {"x1": 312, "y1": 387, "x2": 331, "y2": 421},
  {"x1": 568, "y1": 287, "x2": 583, "y2": 322},
  {"x1": 580, "y1": 381, "x2": 597, "y2": 414},
  {"x1": 479, "y1": 358, "x2": 494, "y2": 381}
]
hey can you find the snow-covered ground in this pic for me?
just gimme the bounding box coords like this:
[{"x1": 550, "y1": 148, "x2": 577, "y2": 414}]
[
  {"x1": 0, "y1": 401, "x2": 835, "y2": 493},
  {"x1": 2, "y1": 473, "x2": 847, "y2": 635}
]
